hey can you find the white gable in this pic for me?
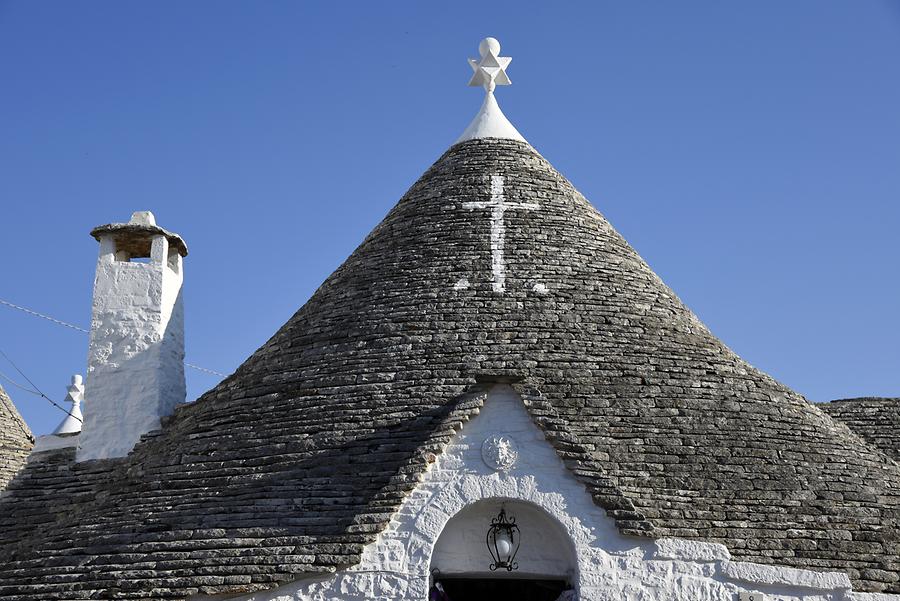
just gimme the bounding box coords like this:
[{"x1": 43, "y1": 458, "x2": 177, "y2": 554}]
[{"x1": 193, "y1": 385, "x2": 890, "y2": 601}]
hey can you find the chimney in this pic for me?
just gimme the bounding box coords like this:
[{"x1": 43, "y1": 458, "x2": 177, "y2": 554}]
[{"x1": 76, "y1": 211, "x2": 188, "y2": 462}]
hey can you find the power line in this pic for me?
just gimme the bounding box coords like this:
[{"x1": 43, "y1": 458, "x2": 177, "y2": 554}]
[
  {"x1": 0, "y1": 298, "x2": 88, "y2": 333},
  {"x1": 184, "y1": 363, "x2": 225, "y2": 376},
  {"x1": 0, "y1": 349, "x2": 82, "y2": 424},
  {"x1": 0, "y1": 297, "x2": 226, "y2": 377},
  {"x1": 0, "y1": 371, "x2": 40, "y2": 441},
  {"x1": 0, "y1": 371, "x2": 47, "y2": 398}
]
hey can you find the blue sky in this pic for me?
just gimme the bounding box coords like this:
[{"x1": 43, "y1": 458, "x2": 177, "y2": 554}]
[{"x1": 1, "y1": 1, "x2": 898, "y2": 435}]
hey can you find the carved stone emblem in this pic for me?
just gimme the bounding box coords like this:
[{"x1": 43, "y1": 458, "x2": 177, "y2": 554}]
[{"x1": 482, "y1": 434, "x2": 518, "y2": 471}]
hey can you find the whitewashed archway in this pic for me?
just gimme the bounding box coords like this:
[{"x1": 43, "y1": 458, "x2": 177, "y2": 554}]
[{"x1": 429, "y1": 497, "x2": 578, "y2": 580}]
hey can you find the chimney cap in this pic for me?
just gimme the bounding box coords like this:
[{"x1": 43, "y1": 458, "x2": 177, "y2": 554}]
[{"x1": 90, "y1": 211, "x2": 188, "y2": 257}]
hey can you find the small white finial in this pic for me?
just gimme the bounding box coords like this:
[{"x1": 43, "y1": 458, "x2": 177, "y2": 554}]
[
  {"x1": 457, "y1": 37, "x2": 525, "y2": 144},
  {"x1": 468, "y1": 36, "x2": 512, "y2": 94},
  {"x1": 52, "y1": 374, "x2": 84, "y2": 436}
]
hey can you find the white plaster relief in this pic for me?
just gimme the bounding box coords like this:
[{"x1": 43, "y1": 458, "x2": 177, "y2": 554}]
[
  {"x1": 481, "y1": 434, "x2": 518, "y2": 471},
  {"x1": 463, "y1": 175, "x2": 537, "y2": 294},
  {"x1": 193, "y1": 385, "x2": 895, "y2": 601}
]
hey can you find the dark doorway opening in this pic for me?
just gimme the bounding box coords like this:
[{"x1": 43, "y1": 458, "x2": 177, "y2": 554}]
[{"x1": 435, "y1": 577, "x2": 570, "y2": 601}]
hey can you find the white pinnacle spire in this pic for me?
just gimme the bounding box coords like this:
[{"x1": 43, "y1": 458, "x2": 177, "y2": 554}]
[
  {"x1": 456, "y1": 37, "x2": 526, "y2": 144},
  {"x1": 52, "y1": 374, "x2": 84, "y2": 435}
]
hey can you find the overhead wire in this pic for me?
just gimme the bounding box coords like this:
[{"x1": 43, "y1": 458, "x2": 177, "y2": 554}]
[
  {"x1": 0, "y1": 297, "x2": 226, "y2": 377},
  {"x1": 0, "y1": 370, "x2": 40, "y2": 441},
  {"x1": 184, "y1": 362, "x2": 225, "y2": 376},
  {"x1": 0, "y1": 370, "x2": 47, "y2": 397},
  {"x1": 0, "y1": 298, "x2": 89, "y2": 333},
  {"x1": 0, "y1": 348, "x2": 82, "y2": 424}
]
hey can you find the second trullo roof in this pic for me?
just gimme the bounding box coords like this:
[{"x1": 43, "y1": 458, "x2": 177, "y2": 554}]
[
  {"x1": 1, "y1": 41, "x2": 898, "y2": 600},
  {"x1": 0, "y1": 383, "x2": 33, "y2": 491}
]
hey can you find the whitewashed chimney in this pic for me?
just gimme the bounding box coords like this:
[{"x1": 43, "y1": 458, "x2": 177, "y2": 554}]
[{"x1": 76, "y1": 211, "x2": 188, "y2": 462}]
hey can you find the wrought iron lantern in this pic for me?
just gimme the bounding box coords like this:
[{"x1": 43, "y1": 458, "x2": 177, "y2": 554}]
[{"x1": 486, "y1": 508, "x2": 520, "y2": 571}]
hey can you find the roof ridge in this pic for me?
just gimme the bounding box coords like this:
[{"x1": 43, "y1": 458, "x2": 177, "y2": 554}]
[{"x1": 823, "y1": 396, "x2": 899, "y2": 403}]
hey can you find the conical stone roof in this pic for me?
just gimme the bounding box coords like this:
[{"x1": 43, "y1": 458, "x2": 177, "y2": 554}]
[
  {"x1": 0, "y1": 138, "x2": 898, "y2": 599},
  {"x1": 822, "y1": 397, "x2": 900, "y2": 461},
  {"x1": 0, "y1": 383, "x2": 33, "y2": 490}
]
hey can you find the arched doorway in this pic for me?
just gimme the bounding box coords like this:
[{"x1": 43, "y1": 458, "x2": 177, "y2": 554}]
[{"x1": 428, "y1": 499, "x2": 578, "y2": 601}]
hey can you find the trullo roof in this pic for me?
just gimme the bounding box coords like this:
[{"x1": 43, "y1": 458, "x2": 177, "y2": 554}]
[
  {"x1": 1, "y1": 139, "x2": 898, "y2": 598},
  {"x1": 822, "y1": 397, "x2": 900, "y2": 461},
  {"x1": 0, "y1": 383, "x2": 33, "y2": 491}
]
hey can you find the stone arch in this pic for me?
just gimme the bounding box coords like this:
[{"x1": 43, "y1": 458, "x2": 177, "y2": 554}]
[
  {"x1": 429, "y1": 497, "x2": 579, "y2": 580},
  {"x1": 398, "y1": 384, "x2": 630, "y2": 600}
]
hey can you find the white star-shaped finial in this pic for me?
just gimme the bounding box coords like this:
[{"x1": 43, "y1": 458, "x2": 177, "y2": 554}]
[
  {"x1": 456, "y1": 37, "x2": 525, "y2": 143},
  {"x1": 468, "y1": 37, "x2": 512, "y2": 93}
]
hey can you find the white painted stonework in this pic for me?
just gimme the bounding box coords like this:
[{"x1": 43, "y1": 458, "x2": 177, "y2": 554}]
[
  {"x1": 463, "y1": 175, "x2": 538, "y2": 294},
  {"x1": 52, "y1": 374, "x2": 84, "y2": 435},
  {"x1": 31, "y1": 376, "x2": 85, "y2": 454},
  {"x1": 193, "y1": 386, "x2": 897, "y2": 601},
  {"x1": 31, "y1": 432, "x2": 79, "y2": 454},
  {"x1": 457, "y1": 37, "x2": 526, "y2": 144},
  {"x1": 481, "y1": 433, "x2": 518, "y2": 471},
  {"x1": 77, "y1": 212, "x2": 186, "y2": 462},
  {"x1": 457, "y1": 91, "x2": 526, "y2": 144},
  {"x1": 467, "y1": 37, "x2": 512, "y2": 93}
]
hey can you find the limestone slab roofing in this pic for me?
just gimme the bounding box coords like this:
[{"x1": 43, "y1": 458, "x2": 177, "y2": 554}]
[
  {"x1": 1, "y1": 138, "x2": 898, "y2": 599},
  {"x1": 0, "y1": 384, "x2": 32, "y2": 491},
  {"x1": 822, "y1": 397, "x2": 900, "y2": 461}
]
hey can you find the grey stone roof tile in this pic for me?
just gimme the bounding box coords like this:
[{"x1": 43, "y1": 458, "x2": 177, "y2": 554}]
[
  {"x1": 0, "y1": 384, "x2": 33, "y2": 492},
  {"x1": 821, "y1": 397, "x2": 899, "y2": 461}
]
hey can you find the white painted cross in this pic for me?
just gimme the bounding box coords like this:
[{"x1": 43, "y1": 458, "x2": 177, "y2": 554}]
[{"x1": 463, "y1": 175, "x2": 538, "y2": 293}]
